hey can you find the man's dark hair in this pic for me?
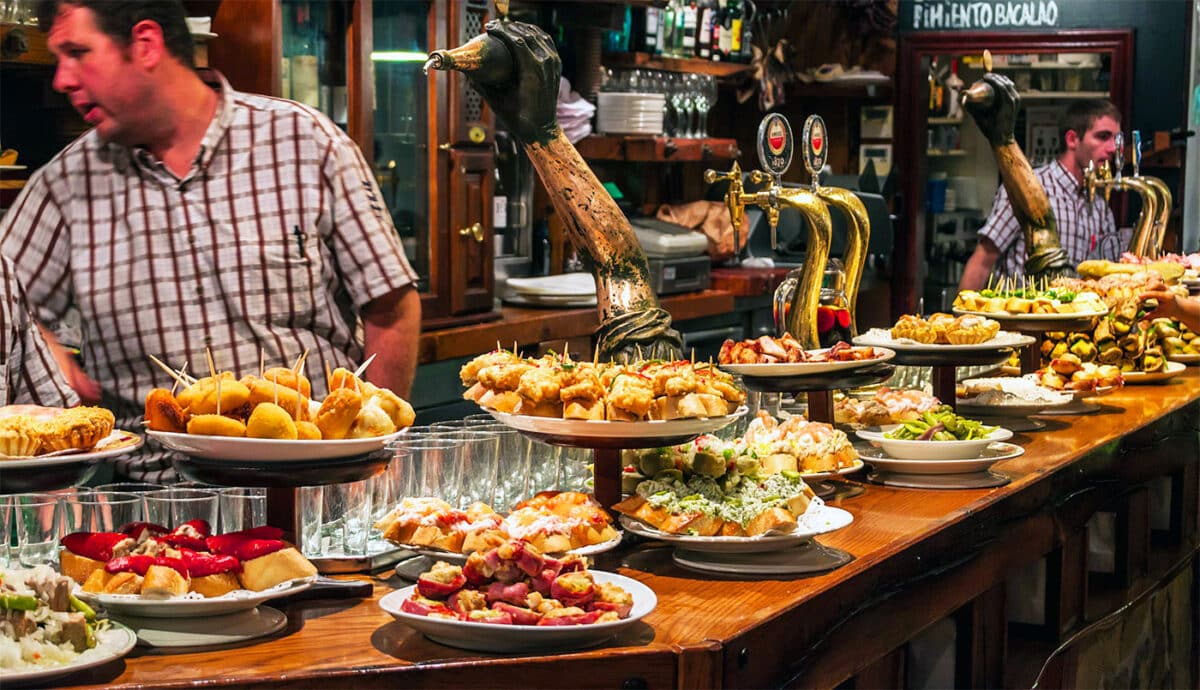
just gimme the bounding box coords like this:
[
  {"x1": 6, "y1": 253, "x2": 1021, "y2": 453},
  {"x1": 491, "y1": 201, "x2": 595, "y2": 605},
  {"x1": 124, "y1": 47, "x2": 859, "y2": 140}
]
[
  {"x1": 37, "y1": 0, "x2": 195, "y2": 69},
  {"x1": 1060, "y1": 99, "x2": 1121, "y2": 151}
]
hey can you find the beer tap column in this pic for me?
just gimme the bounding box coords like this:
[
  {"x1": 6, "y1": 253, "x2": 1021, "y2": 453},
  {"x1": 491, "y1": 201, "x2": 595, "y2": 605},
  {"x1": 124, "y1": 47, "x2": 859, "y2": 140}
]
[{"x1": 1130, "y1": 132, "x2": 1174, "y2": 258}]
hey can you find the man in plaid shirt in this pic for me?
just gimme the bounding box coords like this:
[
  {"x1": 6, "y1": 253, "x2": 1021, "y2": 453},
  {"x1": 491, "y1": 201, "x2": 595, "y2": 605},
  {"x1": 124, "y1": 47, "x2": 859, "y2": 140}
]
[
  {"x1": 959, "y1": 99, "x2": 1123, "y2": 290},
  {"x1": 1, "y1": 0, "x2": 420, "y2": 480}
]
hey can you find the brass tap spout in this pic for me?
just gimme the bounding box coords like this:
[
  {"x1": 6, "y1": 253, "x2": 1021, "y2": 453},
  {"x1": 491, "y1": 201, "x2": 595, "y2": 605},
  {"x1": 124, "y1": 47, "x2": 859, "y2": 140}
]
[
  {"x1": 814, "y1": 187, "x2": 869, "y2": 337},
  {"x1": 704, "y1": 163, "x2": 832, "y2": 348},
  {"x1": 1084, "y1": 159, "x2": 1160, "y2": 259},
  {"x1": 1142, "y1": 175, "x2": 1173, "y2": 257}
]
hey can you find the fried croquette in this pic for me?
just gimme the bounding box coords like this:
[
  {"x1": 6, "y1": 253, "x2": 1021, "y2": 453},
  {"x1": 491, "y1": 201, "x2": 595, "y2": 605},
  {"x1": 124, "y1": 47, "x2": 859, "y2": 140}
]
[
  {"x1": 262, "y1": 367, "x2": 311, "y2": 398},
  {"x1": 185, "y1": 375, "x2": 251, "y2": 416},
  {"x1": 245, "y1": 377, "x2": 311, "y2": 422},
  {"x1": 295, "y1": 421, "x2": 322, "y2": 440},
  {"x1": 315, "y1": 388, "x2": 362, "y2": 440},
  {"x1": 246, "y1": 402, "x2": 299, "y2": 440},
  {"x1": 144, "y1": 388, "x2": 187, "y2": 433},
  {"x1": 347, "y1": 400, "x2": 396, "y2": 438},
  {"x1": 187, "y1": 414, "x2": 247, "y2": 437}
]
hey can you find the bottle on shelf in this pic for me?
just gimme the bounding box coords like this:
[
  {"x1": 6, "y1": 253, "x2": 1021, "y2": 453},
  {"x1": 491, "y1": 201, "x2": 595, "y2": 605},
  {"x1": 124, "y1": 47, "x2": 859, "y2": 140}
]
[
  {"x1": 681, "y1": 1, "x2": 698, "y2": 56},
  {"x1": 715, "y1": 0, "x2": 732, "y2": 62},
  {"x1": 662, "y1": 1, "x2": 678, "y2": 58},
  {"x1": 728, "y1": 0, "x2": 744, "y2": 64},
  {"x1": 944, "y1": 58, "x2": 964, "y2": 120},
  {"x1": 737, "y1": 0, "x2": 754, "y2": 63},
  {"x1": 711, "y1": 0, "x2": 726, "y2": 61},
  {"x1": 643, "y1": 6, "x2": 661, "y2": 55},
  {"x1": 290, "y1": 2, "x2": 320, "y2": 109},
  {"x1": 927, "y1": 56, "x2": 945, "y2": 116},
  {"x1": 697, "y1": 0, "x2": 714, "y2": 59},
  {"x1": 671, "y1": 0, "x2": 687, "y2": 57}
]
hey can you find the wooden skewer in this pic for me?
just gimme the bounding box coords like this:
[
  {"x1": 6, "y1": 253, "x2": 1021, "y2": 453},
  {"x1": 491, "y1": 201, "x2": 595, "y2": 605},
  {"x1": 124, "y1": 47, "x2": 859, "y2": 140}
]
[
  {"x1": 259, "y1": 348, "x2": 264, "y2": 378},
  {"x1": 563, "y1": 342, "x2": 569, "y2": 363},
  {"x1": 205, "y1": 348, "x2": 217, "y2": 380},
  {"x1": 325, "y1": 360, "x2": 333, "y2": 392},
  {"x1": 352, "y1": 353, "x2": 377, "y2": 380},
  {"x1": 148, "y1": 354, "x2": 194, "y2": 388},
  {"x1": 271, "y1": 370, "x2": 279, "y2": 406},
  {"x1": 170, "y1": 361, "x2": 189, "y2": 396},
  {"x1": 292, "y1": 349, "x2": 309, "y2": 376},
  {"x1": 216, "y1": 372, "x2": 222, "y2": 417}
]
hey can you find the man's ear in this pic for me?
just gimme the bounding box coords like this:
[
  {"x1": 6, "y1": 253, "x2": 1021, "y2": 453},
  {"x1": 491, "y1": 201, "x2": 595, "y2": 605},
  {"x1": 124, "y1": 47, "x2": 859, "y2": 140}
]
[
  {"x1": 128, "y1": 19, "x2": 166, "y2": 69},
  {"x1": 1063, "y1": 128, "x2": 1080, "y2": 152}
]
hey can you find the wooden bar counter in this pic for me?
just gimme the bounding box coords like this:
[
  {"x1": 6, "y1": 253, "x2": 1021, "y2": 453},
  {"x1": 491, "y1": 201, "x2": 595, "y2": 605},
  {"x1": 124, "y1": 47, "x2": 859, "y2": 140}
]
[{"x1": 61, "y1": 371, "x2": 1200, "y2": 689}]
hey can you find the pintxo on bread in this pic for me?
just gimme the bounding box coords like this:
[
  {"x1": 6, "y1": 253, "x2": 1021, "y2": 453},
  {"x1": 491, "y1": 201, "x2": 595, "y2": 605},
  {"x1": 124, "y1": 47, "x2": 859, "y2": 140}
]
[
  {"x1": 59, "y1": 522, "x2": 316, "y2": 599},
  {"x1": 460, "y1": 349, "x2": 744, "y2": 421}
]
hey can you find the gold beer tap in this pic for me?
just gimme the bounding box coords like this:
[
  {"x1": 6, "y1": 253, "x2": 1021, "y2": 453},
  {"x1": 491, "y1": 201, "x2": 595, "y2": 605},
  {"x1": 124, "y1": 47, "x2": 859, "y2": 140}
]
[
  {"x1": 797, "y1": 118, "x2": 869, "y2": 340},
  {"x1": 1129, "y1": 131, "x2": 1174, "y2": 257},
  {"x1": 705, "y1": 115, "x2": 833, "y2": 349},
  {"x1": 1083, "y1": 131, "x2": 1159, "y2": 258}
]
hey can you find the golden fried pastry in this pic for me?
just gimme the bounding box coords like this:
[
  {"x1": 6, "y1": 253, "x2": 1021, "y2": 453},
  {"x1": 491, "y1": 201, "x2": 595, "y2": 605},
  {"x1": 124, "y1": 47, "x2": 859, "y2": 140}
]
[
  {"x1": 245, "y1": 376, "x2": 311, "y2": 422},
  {"x1": 346, "y1": 399, "x2": 396, "y2": 438},
  {"x1": 246, "y1": 403, "x2": 298, "y2": 440},
  {"x1": 315, "y1": 388, "x2": 362, "y2": 440},
  {"x1": 368, "y1": 387, "x2": 415, "y2": 428},
  {"x1": 944, "y1": 314, "x2": 1001, "y2": 345},
  {"x1": 144, "y1": 388, "x2": 187, "y2": 433},
  {"x1": 185, "y1": 375, "x2": 251, "y2": 416},
  {"x1": 262, "y1": 367, "x2": 311, "y2": 398},
  {"x1": 1050, "y1": 353, "x2": 1083, "y2": 376},
  {"x1": 890, "y1": 314, "x2": 937, "y2": 344},
  {"x1": 927, "y1": 313, "x2": 956, "y2": 344},
  {"x1": 40, "y1": 406, "x2": 115, "y2": 453},
  {"x1": 187, "y1": 414, "x2": 247, "y2": 437},
  {"x1": 459, "y1": 350, "x2": 522, "y2": 387},
  {"x1": 0, "y1": 415, "x2": 45, "y2": 457},
  {"x1": 328, "y1": 367, "x2": 365, "y2": 393},
  {"x1": 295, "y1": 421, "x2": 322, "y2": 440}
]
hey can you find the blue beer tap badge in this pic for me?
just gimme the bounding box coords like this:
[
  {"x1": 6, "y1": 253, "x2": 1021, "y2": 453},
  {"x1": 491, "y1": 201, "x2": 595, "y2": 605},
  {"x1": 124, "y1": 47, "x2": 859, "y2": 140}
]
[
  {"x1": 801, "y1": 114, "x2": 828, "y2": 186},
  {"x1": 757, "y1": 114, "x2": 794, "y2": 177}
]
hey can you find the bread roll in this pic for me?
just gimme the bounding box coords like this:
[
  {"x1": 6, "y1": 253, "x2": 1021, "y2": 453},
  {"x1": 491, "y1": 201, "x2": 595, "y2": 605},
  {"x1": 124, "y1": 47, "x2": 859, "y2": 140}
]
[
  {"x1": 59, "y1": 549, "x2": 105, "y2": 585},
  {"x1": 190, "y1": 571, "x2": 242, "y2": 598},
  {"x1": 142, "y1": 564, "x2": 190, "y2": 598},
  {"x1": 238, "y1": 546, "x2": 318, "y2": 591},
  {"x1": 102, "y1": 571, "x2": 144, "y2": 595}
]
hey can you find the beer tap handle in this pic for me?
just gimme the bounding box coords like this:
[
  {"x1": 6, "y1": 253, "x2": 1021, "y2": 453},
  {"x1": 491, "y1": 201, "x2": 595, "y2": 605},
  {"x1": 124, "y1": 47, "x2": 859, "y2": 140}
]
[
  {"x1": 1083, "y1": 160, "x2": 1097, "y2": 203},
  {"x1": 1113, "y1": 131, "x2": 1124, "y2": 181},
  {"x1": 1100, "y1": 160, "x2": 1113, "y2": 203},
  {"x1": 705, "y1": 162, "x2": 746, "y2": 241},
  {"x1": 1131, "y1": 130, "x2": 1142, "y2": 178}
]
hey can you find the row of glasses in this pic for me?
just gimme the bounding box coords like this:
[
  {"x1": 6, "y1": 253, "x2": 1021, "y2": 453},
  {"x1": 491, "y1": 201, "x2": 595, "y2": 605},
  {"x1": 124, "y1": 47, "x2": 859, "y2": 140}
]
[
  {"x1": 599, "y1": 68, "x2": 719, "y2": 138},
  {"x1": 1, "y1": 485, "x2": 267, "y2": 567}
]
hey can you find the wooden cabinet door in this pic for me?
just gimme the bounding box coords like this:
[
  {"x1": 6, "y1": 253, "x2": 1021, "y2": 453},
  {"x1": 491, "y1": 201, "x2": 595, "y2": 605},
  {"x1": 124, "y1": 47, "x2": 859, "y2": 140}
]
[
  {"x1": 448, "y1": 148, "x2": 494, "y2": 314},
  {"x1": 447, "y1": 0, "x2": 493, "y2": 146}
]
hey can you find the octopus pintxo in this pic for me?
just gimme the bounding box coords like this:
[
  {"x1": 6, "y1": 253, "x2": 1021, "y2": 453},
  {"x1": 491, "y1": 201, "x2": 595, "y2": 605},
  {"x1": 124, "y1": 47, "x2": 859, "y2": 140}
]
[{"x1": 718, "y1": 336, "x2": 879, "y2": 365}]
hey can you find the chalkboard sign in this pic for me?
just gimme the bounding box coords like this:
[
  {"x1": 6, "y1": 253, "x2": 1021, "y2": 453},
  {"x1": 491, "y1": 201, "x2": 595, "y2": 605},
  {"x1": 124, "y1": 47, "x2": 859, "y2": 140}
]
[{"x1": 909, "y1": 0, "x2": 1060, "y2": 31}]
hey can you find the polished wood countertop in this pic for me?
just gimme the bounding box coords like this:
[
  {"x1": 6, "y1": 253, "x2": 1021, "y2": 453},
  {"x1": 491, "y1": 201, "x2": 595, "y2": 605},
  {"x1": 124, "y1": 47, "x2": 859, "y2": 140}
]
[
  {"x1": 417, "y1": 290, "x2": 735, "y2": 364},
  {"x1": 61, "y1": 371, "x2": 1200, "y2": 689}
]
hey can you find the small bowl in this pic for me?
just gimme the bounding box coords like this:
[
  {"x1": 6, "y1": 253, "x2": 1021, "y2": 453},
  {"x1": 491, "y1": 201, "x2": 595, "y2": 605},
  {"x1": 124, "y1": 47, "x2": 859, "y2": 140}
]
[{"x1": 856, "y1": 425, "x2": 1014, "y2": 460}]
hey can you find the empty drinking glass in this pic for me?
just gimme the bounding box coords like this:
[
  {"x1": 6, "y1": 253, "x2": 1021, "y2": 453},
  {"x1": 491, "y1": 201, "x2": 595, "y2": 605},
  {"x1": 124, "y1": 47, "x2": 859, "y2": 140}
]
[
  {"x1": 62, "y1": 491, "x2": 142, "y2": 533},
  {"x1": 297, "y1": 480, "x2": 372, "y2": 558},
  {"x1": 12, "y1": 493, "x2": 61, "y2": 566},
  {"x1": 144, "y1": 488, "x2": 219, "y2": 529},
  {"x1": 218, "y1": 487, "x2": 267, "y2": 533},
  {"x1": 395, "y1": 437, "x2": 464, "y2": 503}
]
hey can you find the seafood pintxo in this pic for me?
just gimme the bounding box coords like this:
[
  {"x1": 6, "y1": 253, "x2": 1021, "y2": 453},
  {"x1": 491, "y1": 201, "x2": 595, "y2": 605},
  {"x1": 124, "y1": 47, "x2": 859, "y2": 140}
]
[
  {"x1": 718, "y1": 336, "x2": 881, "y2": 364},
  {"x1": 397, "y1": 540, "x2": 635, "y2": 627},
  {"x1": 375, "y1": 492, "x2": 619, "y2": 556},
  {"x1": 834, "y1": 388, "x2": 943, "y2": 427},
  {"x1": 461, "y1": 350, "x2": 744, "y2": 421},
  {"x1": 60, "y1": 523, "x2": 317, "y2": 599},
  {"x1": 954, "y1": 284, "x2": 1107, "y2": 317}
]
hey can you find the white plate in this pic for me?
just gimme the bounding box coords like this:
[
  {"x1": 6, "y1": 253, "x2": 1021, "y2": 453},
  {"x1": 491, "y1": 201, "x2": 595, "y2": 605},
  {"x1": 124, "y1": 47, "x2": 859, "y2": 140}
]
[
  {"x1": 1, "y1": 622, "x2": 136, "y2": 685},
  {"x1": 956, "y1": 389, "x2": 1073, "y2": 416},
  {"x1": 720, "y1": 347, "x2": 895, "y2": 377},
  {"x1": 486, "y1": 406, "x2": 746, "y2": 443},
  {"x1": 0, "y1": 429, "x2": 143, "y2": 466},
  {"x1": 146, "y1": 429, "x2": 405, "y2": 461},
  {"x1": 855, "y1": 425, "x2": 1013, "y2": 460},
  {"x1": 507, "y1": 272, "x2": 596, "y2": 297},
  {"x1": 854, "y1": 329, "x2": 1035, "y2": 351},
  {"x1": 191, "y1": 30, "x2": 218, "y2": 39},
  {"x1": 672, "y1": 541, "x2": 854, "y2": 575},
  {"x1": 116, "y1": 606, "x2": 286, "y2": 648},
  {"x1": 78, "y1": 577, "x2": 314, "y2": 618},
  {"x1": 1122, "y1": 361, "x2": 1186, "y2": 384},
  {"x1": 407, "y1": 533, "x2": 623, "y2": 564},
  {"x1": 379, "y1": 571, "x2": 655, "y2": 653},
  {"x1": 1167, "y1": 353, "x2": 1200, "y2": 364},
  {"x1": 799, "y1": 459, "x2": 867, "y2": 480},
  {"x1": 859, "y1": 442, "x2": 1024, "y2": 474},
  {"x1": 617, "y1": 503, "x2": 853, "y2": 553},
  {"x1": 953, "y1": 306, "x2": 1108, "y2": 321}
]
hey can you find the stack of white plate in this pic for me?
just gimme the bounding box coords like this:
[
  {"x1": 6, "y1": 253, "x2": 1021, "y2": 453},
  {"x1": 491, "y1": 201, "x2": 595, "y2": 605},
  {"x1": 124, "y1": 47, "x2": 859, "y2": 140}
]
[
  {"x1": 597, "y1": 93, "x2": 665, "y2": 136},
  {"x1": 506, "y1": 272, "x2": 597, "y2": 307}
]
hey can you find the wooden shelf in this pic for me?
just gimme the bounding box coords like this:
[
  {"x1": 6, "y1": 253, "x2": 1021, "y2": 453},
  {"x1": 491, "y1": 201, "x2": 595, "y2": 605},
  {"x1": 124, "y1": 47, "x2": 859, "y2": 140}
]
[
  {"x1": 577, "y1": 135, "x2": 739, "y2": 162},
  {"x1": 927, "y1": 149, "x2": 969, "y2": 157},
  {"x1": 995, "y1": 62, "x2": 1102, "y2": 70},
  {"x1": 603, "y1": 52, "x2": 754, "y2": 79},
  {"x1": 928, "y1": 116, "x2": 965, "y2": 125},
  {"x1": 787, "y1": 81, "x2": 893, "y2": 100},
  {"x1": 1019, "y1": 90, "x2": 1109, "y2": 100}
]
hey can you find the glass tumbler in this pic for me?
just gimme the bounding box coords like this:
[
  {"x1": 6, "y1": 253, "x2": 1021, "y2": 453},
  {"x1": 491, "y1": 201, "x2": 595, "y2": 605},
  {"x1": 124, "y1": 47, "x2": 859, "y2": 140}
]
[
  {"x1": 144, "y1": 488, "x2": 219, "y2": 529},
  {"x1": 12, "y1": 493, "x2": 61, "y2": 566},
  {"x1": 62, "y1": 491, "x2": 143, "y2": 533},
  {"x1": 218, "y1": 487, "x2": 267, "y2": 533}
]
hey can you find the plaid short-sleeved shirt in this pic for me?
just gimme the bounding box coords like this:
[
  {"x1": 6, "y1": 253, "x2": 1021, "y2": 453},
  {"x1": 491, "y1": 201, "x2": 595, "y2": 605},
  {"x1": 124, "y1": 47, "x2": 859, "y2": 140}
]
[
  {"x1": 978, "y1": 160, "x2": 1119, "y2": 279},
  {"x1": 0, "y1": 71, "x2": 417, "y2": 481},
  {"x1": 0, "y1": 255, "x2": 79, "y2": 407}
]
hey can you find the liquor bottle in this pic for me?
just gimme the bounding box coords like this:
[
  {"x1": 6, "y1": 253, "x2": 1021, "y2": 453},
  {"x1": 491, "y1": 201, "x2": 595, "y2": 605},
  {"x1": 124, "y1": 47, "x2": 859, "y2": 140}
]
[
  {"x1": 291, "y1": 2, "x2": 320, "y2": 109},
  {"x1": 944, "y1": 58, "x2": 964, "y2": 120},
  {"x1": 728, "y1": 0, "x2": 743, "y2": 62},
  {"x1": 737, "y1": 0, "x2": 754, "y2": 63},
  {"x1": 661, "y1": 1, "x2": 677, "y2": 58},
  {"x1": 713, "y1": 0, "x2": 730, "y2": 62},
  {"x1": 671, "y1": 0, "x2": 687, "y2": 57},
  {"x1": 711, "y1": 0, "x2": 725, "y2": 61},
  {"x1": 681, "y1": 1, "x2": 698, "y2": 55},
  {"x1": 644, "y1": 7, "x2": 660, "y2": 54},
  {"x1": 697, "y1": 0, "x2": 714, "y2": 59}
]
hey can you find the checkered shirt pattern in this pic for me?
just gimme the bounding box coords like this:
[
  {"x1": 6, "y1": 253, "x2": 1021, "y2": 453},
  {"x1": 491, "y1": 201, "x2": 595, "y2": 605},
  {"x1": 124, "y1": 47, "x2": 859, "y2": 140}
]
[
  {"x1": 0, "y1": 72, "x2": 417, "y2": 481},
  {"x1": 0, "y1": 255, "x2": 79, "y2": 407},
  {"x1": 978, "y1": 160, "x2": 1119, "y2": 279}
]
